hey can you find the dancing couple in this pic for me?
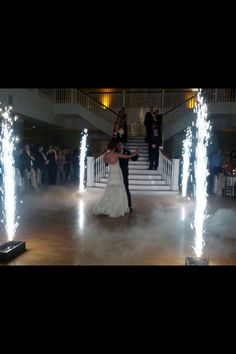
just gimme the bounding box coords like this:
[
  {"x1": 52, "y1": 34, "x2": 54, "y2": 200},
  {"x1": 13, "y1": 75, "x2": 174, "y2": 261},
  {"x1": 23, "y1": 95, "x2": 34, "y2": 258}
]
[{"x1": 93, "y1": 140, "x2": 139, "y2": 218}]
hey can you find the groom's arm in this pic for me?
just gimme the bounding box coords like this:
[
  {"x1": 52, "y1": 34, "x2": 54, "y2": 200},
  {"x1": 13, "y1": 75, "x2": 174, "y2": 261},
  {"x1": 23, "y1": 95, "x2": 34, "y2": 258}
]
[{"x1": 126, "y1": 149, "x2": 139, "y2": 161}]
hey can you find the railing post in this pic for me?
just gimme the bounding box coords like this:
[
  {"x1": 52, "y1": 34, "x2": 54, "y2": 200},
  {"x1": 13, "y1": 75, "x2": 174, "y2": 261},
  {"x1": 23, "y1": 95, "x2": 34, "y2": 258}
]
[
  {"x1": 215, "y1": 88, "x2": 218, "y2": 102},
  {"x1": 123, "y1": 90, "x2": 126, "y2": 108},
  {"x1": 161, "y1": 89, "x2": 165, "y2": 113},
  {"x1": 171, "y1": 159, "x2": 180, "y2": 191},
  {"x1": 86, "y1": 156, "x2": 94, "y2": 187},
  {"x1": 157, "y1": 147, "x2": 162, "y2": 175},
  {"x1": 53, "y1": 89, "x2": 56, "y2": 103},
  {"x1": 70, "y1": 89, "x2": 74, "y2": 103}
]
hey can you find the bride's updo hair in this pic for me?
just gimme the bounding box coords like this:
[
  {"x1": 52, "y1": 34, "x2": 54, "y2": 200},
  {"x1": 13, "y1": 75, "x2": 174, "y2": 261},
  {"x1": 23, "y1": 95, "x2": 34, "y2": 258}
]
[{"x1": 107, "y1": 139, "x2": 118, "y2": 151}]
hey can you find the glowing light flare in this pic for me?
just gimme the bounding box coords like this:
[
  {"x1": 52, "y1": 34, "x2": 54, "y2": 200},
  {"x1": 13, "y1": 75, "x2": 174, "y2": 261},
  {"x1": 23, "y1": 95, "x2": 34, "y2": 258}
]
[
  {"x1": 78, "y1": 199, "x2": 85, "y2": 231},
  {"x1": 79, "y1": 128, "x2": 88, "y2": 193},
  {"x1": 181, "y1": 126, "x2": 193, "y2": 197},
  {"x1": 0, "y1": 106, "x2": 18, "y2": 241},
  {"x1": 181, "y1": 206, "x2": 186, "y2": 221},
  {"x1": 100, "y1": 90, "x2": 112, "y2": 109},
  {"x1": 193, "y1": 90, "x2": 211, "y2": 257}
]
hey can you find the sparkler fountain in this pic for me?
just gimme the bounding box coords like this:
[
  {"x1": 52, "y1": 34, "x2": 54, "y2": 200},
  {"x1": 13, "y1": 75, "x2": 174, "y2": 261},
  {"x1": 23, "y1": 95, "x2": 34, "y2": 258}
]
[
  {"x1": 181, "y1": 126, "x2": 193, "y2": 198},
  {"x1": 0, "y1": 105, "x2": 26, "y2": 263},
  {"x1": 185, "y1": 90, "x2": 211, "y2": 265},
  {"x1": 78, "y1": 128, "x2": 88, "y2": 193}
]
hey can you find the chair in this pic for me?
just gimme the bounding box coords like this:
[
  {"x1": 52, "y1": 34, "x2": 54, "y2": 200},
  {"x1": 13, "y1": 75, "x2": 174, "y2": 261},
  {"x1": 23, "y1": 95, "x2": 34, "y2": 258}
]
[{"x1": 222, "y1": 176, "x2": 235, "y2": 197}]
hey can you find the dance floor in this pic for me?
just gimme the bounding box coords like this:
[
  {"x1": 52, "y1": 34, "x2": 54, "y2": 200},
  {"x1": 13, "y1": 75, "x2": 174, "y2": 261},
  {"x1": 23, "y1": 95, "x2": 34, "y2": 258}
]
[{"x1": 1, "y1": 186, "x2": 236, "y2": 265}]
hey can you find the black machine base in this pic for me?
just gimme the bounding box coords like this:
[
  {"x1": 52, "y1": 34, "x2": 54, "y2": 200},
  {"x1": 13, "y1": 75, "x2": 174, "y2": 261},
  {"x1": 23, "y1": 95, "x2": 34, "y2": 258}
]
[
  {"x1": 0, "y1": 241, "x2": 26, "y2": 263},
  {"x1": 185, "y1": 256, "x2": 209, "y2": 266}
]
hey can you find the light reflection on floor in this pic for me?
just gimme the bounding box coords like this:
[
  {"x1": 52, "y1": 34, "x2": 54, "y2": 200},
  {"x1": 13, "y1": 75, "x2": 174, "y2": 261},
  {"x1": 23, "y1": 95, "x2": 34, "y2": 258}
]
[{"x1": 1, "y1": 185, "x2": 236, "y2": 265}]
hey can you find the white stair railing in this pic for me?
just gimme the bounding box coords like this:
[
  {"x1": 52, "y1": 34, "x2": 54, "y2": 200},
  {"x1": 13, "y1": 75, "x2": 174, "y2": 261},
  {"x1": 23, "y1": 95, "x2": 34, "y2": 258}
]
[
  {"x1": 87, "y1": 154, "x2": 105, "y2": 187},
  {"x1": 158, "y1": 148, "x2": 180, "y2": 191},
  {"x1": 87, "y1": 148, "x2": 180, "y2": 192},
  {"x1": 93, "y1": 152, "x2": 108, "y2": 184}
]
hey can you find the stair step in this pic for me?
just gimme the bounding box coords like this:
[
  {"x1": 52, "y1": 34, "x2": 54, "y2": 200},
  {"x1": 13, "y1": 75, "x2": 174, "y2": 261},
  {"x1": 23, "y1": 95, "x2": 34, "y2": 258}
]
[
  {"x1": 126, "y1": 145, "x2": 148, "y2": 148},
  {"x1": 105, "y1": 170, "x2": 159, "y2": 176},
  {"x1": 105, "y1": 173, "x2": 162, "y2": 180},
  {"x1": 128, "y1": 174, "x2": 162, "y2": 180},
  {"x1": 99, "y1": 178, "x2": 166, "y2": 185},
  {"x1": 94, "y1": 182, "x2": 171, "y2": 191},
  {"x1": 128, "y1": 165, "x2": 149, "y2": 170},
  {"x1": 130, "y1": 150, "x2": 149, "y2": 153},
  {"x1": 127, "y1": 146, "x2": 148, "y2": 149},
  {"x1": 135, "y1": 157, "x2": 147, "y2": 161},
  {"x1": 129, "y1": 161, "x2": 149, "y2": 165},
  {"x1": 118, "y1": 153, "x2": 148, "y2": 157},
  {"x1": 125, "y1": 140, "x2": 147, "y2": 145},
  {"x1": 127, "y1": 137, "x2": 145, "y2": 140},
  {"x1": 128, "y1": 169, "x2": 159, "y2": 174},
  {"x1": 126, "y1": 142, "x2": 148, "y2": 145},
  {"x1": 106, "y1": 164, "x2": 149, "y2": 170}
]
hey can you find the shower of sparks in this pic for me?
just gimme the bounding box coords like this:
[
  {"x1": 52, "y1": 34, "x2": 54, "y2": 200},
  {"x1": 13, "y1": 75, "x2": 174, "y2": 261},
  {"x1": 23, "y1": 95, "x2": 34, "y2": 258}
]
[
  {"x1": 0, "y1": 106, "x2": 18, "y2": 241},
  {"x1": 181, "y1": 126, "x2": 193, "y2": 197},
  {"x1": 193, "y1": 90, "x2": 211, "y2": 257},
  {"x1": 79, "y1": 128, "x2": 88, "y2": 193}
]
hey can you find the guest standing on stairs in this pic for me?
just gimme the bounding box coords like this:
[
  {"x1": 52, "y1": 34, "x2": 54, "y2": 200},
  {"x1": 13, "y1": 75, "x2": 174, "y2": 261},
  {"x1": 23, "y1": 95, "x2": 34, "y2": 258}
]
[
  {"x1": 144, "y1": 106, "x2": 154, "y2": 144},
  {"x1": 153, "y1": 108, "x2": 163, "y2": 147},
  {"x1": 149, "y1": 124, "x2": 161, "y2": 170}
]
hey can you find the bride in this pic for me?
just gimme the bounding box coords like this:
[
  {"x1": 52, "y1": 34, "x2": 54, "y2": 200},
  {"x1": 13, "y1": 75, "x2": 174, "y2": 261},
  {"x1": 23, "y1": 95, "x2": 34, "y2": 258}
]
[{"x1": 93, "y1": 140, "x2": 139, "y2": 218}]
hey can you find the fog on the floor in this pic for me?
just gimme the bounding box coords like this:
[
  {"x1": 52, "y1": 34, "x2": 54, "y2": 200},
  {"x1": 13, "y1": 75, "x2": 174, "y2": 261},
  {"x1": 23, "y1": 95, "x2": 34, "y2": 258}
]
[{"x1": 14, "y1": 186, "x2": 236, "y2": 264}]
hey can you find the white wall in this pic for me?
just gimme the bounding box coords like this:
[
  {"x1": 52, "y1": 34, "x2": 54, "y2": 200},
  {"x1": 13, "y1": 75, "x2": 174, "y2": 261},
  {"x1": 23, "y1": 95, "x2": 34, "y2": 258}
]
[
  {"x1": 54, "y1": 103, "x2": 113, "y2": 135},
  {"x1": 0, "y1": 89, "x2": 63, "y2": 127}
]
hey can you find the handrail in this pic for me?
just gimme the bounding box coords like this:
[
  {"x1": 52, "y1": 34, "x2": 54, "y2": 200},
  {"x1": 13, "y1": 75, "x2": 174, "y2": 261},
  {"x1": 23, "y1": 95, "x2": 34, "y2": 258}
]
[
  {"x1": 159, "y1": 147, "x2": 172, "y2": 161},
  {"x1": 95, "y1": 149, "x2": 107, "y2": 159},
  {"x1": 162, "y1": 88, "x2": 222, "y2": 117},
  {"x1": 78, "y1": 89, "x2": 119, "y2": 116},
  {"x1": 162, "y1": 92, "x2": 198, "y2": 117},
  {"x1": 87, "y1": 89, "x2": 195, "y2": 94}
]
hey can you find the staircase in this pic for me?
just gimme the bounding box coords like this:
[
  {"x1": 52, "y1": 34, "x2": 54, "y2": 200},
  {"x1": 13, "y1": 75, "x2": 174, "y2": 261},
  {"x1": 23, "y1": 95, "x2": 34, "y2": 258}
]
[
  {"x1": 54, "y1": 89, "x2": 118, "y2": 136},
  {"x1": 163, "y1": 89, "x2": 236, "y2": 141},
  {"x1": 93, "y1": 137, "x2": 178, "y2": 193}
]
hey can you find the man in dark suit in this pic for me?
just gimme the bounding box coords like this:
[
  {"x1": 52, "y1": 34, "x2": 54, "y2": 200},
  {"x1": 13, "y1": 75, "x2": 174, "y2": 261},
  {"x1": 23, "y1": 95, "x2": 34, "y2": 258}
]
[
  {"x1": 153, "y1": 109, "x2": 163, "y2": 146},
  {"x1": 149, "y1": 124, "x2": 162, "y2": 170},
  {"x1": 116, "y1": 141, "x2": 139, "y2": 211},
  {"x1": 144, "y1": 106, "x2": 154, "y2": 144}
]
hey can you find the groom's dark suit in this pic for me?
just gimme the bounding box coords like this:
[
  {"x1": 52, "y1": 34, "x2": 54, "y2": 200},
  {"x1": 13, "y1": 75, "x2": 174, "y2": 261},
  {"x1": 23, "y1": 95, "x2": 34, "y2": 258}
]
[{"x1": 115, "y1": 148, "x2": 139, "y2": 210}]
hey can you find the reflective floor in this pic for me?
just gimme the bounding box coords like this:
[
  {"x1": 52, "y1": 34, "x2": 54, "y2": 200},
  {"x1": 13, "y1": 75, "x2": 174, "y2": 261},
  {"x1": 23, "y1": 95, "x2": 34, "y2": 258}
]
[{"x1": 1, "y1": 186, "x2": 236, "y2": 265}]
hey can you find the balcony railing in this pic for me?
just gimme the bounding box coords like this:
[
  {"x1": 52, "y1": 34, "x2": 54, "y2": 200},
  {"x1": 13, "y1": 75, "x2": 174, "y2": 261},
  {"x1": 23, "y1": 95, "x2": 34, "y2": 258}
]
[
  {"x1": 55, "y1": 89, "x2": 118, "y2": 129},
  {"x1": 163, "y1": 88, "x2": 236, "y2": 141},
  {"x1": 86, "y1": 89, "x2": 195, "y2": 111}
]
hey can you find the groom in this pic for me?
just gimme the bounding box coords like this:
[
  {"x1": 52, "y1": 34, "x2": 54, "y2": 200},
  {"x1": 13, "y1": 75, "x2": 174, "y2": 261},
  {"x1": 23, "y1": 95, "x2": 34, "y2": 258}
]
[{"x1": 116, "y1": 141, "x2": 139, "y2": 211}]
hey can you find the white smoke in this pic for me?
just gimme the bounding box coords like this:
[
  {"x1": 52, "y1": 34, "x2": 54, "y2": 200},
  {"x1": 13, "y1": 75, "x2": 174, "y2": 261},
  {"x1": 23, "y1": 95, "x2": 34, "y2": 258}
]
[{"x1": 13, "y1": 187, "x2": 236, "y2": 265}]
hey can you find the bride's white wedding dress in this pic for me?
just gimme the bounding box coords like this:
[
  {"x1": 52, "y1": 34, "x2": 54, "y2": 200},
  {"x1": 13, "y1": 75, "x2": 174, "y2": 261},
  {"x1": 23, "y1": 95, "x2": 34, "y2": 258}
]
[{"x1": 93, "y1": 161, "x2": 130, "y2": 218}]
